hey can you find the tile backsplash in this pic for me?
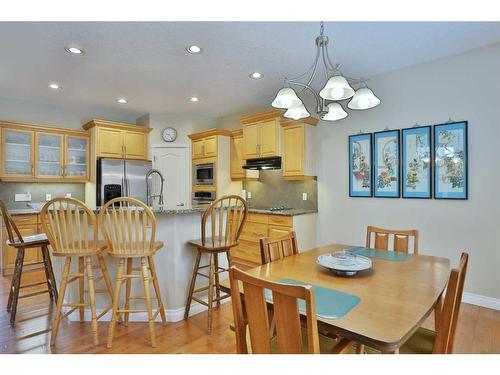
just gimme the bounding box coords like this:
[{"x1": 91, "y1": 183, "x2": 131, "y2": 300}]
[
  {"x1": 0, "y1": 183, "x2": 85, "y2": 209},
  {"x1": 242, "y1": 170, "x2": 317, "y2": 210}
]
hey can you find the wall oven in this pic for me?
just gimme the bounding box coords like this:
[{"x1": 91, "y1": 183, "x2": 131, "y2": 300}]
[
  {"x1": 192, "y1": 190, "x2": 215, "y2": 205},
  {"x1": 194, "y1": 162, "x2": 215, "y2": 186}
]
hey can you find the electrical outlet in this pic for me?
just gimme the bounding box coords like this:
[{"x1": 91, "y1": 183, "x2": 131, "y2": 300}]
[
  {"x1": 15, "y1": 193, "x2": 31, "y2": 202},
  {"x1": 302, "y1": 192, "x2": 308, "y2": 201},
  {"x1": 247, "y1": 191, "x2": 252, "y2": 199},
  {"x1": 45, "y1": 194, "x2": 52, "y2": 201},
  {"x1": 65, "y1": 193, "x2": 72, "y2": 198}
]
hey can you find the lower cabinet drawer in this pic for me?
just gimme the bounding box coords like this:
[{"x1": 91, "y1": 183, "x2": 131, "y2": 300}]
[
  {"x1": 232, "y1": 241, "x2": 261, "y2": 264},
  {"x1": 240, "y1": 222, "x2": 268, "y2": 242}
]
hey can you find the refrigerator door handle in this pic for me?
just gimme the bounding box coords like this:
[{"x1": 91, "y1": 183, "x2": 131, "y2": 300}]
[{"x1": 126, "y1": 178, "x2": 131, "y2": 198}]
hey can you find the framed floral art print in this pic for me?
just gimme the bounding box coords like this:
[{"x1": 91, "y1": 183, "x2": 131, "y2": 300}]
[
  {"x1": 349, "y1": 133, "x2": 372, "y2": 197},
  {"x1": 373, "y1": 129, "x2": 400, "y2": 198},
  {"x1": 402, "y1": 126, "x2": 432, "y2": 198},
  {"x1": 434, "y1": 121, "x2": 468, "y2": 199}
]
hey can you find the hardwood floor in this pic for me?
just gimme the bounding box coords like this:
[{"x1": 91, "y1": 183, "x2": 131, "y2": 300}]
[{"x1": 1, "y1": 270, "x2": 499, "y2": 354}]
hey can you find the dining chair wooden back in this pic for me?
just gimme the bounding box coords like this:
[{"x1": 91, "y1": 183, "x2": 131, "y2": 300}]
[
  {"x1": 40, "y1": 197, "x2": 113, "y2": 346},
  {"x1": 98, "y1": 197, "x2": 157, "y2": 256},
  {"x1": 366, "y1": 226, "x2": 419, "y2": 254},
  {"x1": 433, "y1": 252, "x2": 468, "y2": 354},
  {"x1": 229, "y1": 266, "x2": 320, "y2": 354},
  {"x1": 0, "y1": 200, "x2": 58, "y2": 325},
  {"x1": 201, "y1": 195, "x2": 248, "y2": 250},
  {"x1": 260, "y1": 231, "x2": 299, "y2": 264},
  {"x1": 41, "y1": 197, "x2": 99, "y2": 256},
  {"x1": 98, "y1": 197, "x2": 167, "y2": 348}
]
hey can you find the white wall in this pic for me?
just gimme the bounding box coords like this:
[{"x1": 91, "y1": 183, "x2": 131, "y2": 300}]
[
  {"x1": 0, "y1": 95, "x2": 138, "y2": 128},
  {"x1": 317, "y1": 43, "x2": 500, "y2": 299}
]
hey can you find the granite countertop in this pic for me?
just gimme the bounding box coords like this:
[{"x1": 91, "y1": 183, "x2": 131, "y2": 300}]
[{"x1": 5, "y1": 205, "x2": 318, "y2": 217}]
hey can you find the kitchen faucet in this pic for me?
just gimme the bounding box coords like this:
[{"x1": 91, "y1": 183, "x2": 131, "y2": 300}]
[{"x1": 146, "y1": 169, "x2": 164, "y2": 207}]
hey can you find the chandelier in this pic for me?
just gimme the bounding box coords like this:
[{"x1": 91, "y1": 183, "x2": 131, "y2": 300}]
[{"x1": 271, "y1": 22, "x2": 380, "y2": 121}]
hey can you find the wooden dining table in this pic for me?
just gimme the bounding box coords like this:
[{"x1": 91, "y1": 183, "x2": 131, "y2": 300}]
[{"x1": 224, "y1": 243, "x2": 451, "y2": 353}]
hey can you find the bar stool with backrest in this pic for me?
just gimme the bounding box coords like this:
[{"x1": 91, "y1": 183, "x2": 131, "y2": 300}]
[
  {"x1": 184, "y1": 195, "x2": 247, "y2": 334},
  {"x1": 98, "y1": 197, "x2": 167, "y2": 348},
  {"x1": 357, "y1": 252, "x2": 469, "y2": 354},
  {"x1": 40, "y1": 197, "x2": 114, "y2": 346},
  {"x1": 229, "y1": 266, "x2": 354, "y2": 354},
  {"x1": 0, "y1": 200, "x2": 58, "y2": 324},
  {"x1": 366, "y1": 225, "x2": 419, "y2": 254}
]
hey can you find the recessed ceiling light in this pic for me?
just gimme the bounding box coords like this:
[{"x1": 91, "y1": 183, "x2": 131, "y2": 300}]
[
  {"x1": 48, "y1": 82, "x2": 60, "y2": 90},
  {"x1": 189, "y1": 97, "x2": 200, "y2": 102},
  {"x1": 117, "y1": 98, "x2": 127, "y2": 104},
  {"x1": 65, "y1": 46, "x2": 84, "y2": 55},
  {"x1": 186, "y1": 45, "x2": 203, "y2": 54},
  {"x1": 249, "y1": 72, "x2": 263, "y2": 79}
]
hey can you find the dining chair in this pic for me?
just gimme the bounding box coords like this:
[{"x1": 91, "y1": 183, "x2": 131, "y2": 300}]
[
  {"x1": 358, "y1": 252, "x2": 469, "y2": 354},
  {"x1": 229, "y1": 266, "x2": 353, "y2": 354},
  {"x1": 0, "y1": 200, "x2": 58, "y2": 325},
  {"x1": 98, "y1": 197, "x2": 167, "y2": 348},
  {"x1": 40, "y1": 197, "x2": 114, "y2": 346},
  {"x1": 259, "y1": 231, "x2": 299, "y2": 264},
  {"x1": 185, "y1": 195, "x2": 247, "y2": 334},
  {"x1": 366, "y1": 225, "x2": 419, "y2": 254}
]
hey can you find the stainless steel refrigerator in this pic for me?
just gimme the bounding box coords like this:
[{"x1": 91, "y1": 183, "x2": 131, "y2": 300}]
[{"x1": 96, "y1": 158, "x2": 152, "y2": 206}]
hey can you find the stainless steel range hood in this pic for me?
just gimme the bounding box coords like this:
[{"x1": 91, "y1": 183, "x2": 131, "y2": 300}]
[{"x1": 242, "y1": 156, "x2": 281, "y2": 170}]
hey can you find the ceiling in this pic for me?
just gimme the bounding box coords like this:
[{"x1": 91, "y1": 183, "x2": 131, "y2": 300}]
[{"x1": 1, "y1": 21, "x2": 500, "y2": 120}]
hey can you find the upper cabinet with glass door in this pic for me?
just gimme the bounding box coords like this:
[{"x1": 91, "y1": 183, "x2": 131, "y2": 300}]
[
  {"x1": 2, "y1": 128, "x2": 34, "y2": 178},
  {"x1": 0, "y1": 121, "x2": 90, "y2": 182},
  {"x1": 64, "y1": 136, "x2": 89, "y2": 180}
]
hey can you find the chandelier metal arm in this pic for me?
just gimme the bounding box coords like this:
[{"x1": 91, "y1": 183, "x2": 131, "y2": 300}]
[{"x1": 287, "y1": 80, "x2": 323, "y2": 113}]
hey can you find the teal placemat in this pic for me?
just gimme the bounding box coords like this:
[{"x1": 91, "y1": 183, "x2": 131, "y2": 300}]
[
  {"x1": 264, "y1": 279, "x2": 360, "y2": 319},
  {"x1": 346, "y1": 246, "x2": 412, "y2": 262}
]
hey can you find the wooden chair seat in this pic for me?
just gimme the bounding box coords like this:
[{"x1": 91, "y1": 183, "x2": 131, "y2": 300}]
[
  {"x1": 271, "y1": 328, "x2": 353, "y2": 354},
  {"x1": 6, "y1": 233, "x2": 49, "y2": 248},
  {"x1": 106, "y1": 241, "x2": 164, "y2": 257},
  {"x1": 49, "y1": 240, "x2": 108, "y2": 256},
  {"x1": 188, "y1": 237, "x2": 237, "y2": 252}
]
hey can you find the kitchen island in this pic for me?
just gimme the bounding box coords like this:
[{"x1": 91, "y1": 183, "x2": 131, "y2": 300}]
[{"x1": 2, "y1": 205, "x2": 317, "y2": 322}]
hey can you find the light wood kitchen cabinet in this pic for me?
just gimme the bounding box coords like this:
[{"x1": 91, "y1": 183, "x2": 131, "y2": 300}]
[
  {"x1": 1, "y1": 127, "x2": 34, "y2": 178},
  {"x1": 83, "y1": 119, "x2": 152, "y2": 160},
  {"x1": 240, "y1": 110, "x2": 282, "y2": 160},
  {"x1": 191, "y1": 135, "x2": 217, "y2": 160},
  {"x1": 1, "y1": 214, "x2": 42, "y2": 276},
  {"x1": 0, "y1": 121, "x2": 90, "y2": 182},
  {"x1": 230, "y1": 129, "x2": 259, "y2": 181},
  {"x1": 229, "y1": 211, "x2": 317, "y2": 269},
  {"x1": 281, "y1": 118, "x2": 318, "y2": 180}
]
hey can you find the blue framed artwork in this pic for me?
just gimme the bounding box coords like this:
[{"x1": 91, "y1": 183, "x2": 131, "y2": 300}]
[
  {"x1": 434, "y1": 121, "x2": 468, "y2": 199},
  {"x1": 402, "y1": 126, "x2": 432, "y2": 198},
  {"x1": 348, "y1": 133, "x2": 372, "y2": 197},
  {"x1": 373, "y1": 129, "x2": 400, "y2": 198}
]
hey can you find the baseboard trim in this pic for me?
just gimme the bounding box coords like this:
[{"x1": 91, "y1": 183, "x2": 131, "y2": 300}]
[
  {"x1": 64, "y1": 297, "x2": 230, "y2": 323},
  {"x1": 463, "y1": 292, "x2": 500, "y2": 311}
]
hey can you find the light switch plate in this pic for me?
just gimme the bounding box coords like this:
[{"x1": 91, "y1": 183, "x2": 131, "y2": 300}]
[
  {"x1": 65, "y1": 193, "x2": 72, "y2": 198},
  {"x1": 46, "y1": 194, "x2": 52, "y2": 201},
  {"x1": 15, "y1": 193, "x2": 31, "y2": 202},
  {"x1": 302, "y1": 192, "x2": 308, "y2": 201}
]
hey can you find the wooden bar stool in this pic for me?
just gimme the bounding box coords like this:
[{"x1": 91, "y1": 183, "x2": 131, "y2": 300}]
[
  {"x1": 0, "y1": 200, "x2": 58, "y2": 325},
  {"x1": 40, "y1": 197, "x2": 114, "y2": 346},
  {"x1": 98, "y1": 197, "x2": 167, "y2": 348},
  {"x1": 185, "y1": 195, "x2": 247, "y2": 334}
]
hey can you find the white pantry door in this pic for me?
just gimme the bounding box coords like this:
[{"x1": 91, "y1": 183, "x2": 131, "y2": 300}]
[{"x1": 151, "y1": 145, "x2": 190, "y2": 208}]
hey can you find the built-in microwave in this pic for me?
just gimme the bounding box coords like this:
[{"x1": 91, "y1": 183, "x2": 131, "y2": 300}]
[{"x1": 194, "y1": 162, "x2": 215, "y2": 186}]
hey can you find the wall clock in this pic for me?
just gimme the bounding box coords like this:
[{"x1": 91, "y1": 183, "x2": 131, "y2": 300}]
[{"x1": 161, "y1": 127, "x2": 177, "y2": 142}]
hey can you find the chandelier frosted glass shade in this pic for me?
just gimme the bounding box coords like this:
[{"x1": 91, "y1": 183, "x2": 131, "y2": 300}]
[
  {"x1": 271, "y1": 87, "x2": 303, "y2": 109},
  {"x1": 319, "y1": 75, "x2": 355, "y2": 101},
  {"x1": 283, "y1": 104, "x2": 310, "y2": 120},
  {"x1": 347, "y1": 87, "x2": 381, "y2": 110},
  {"x1": 321, "y1": 102, "x2": 348, "y2": 121}
]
